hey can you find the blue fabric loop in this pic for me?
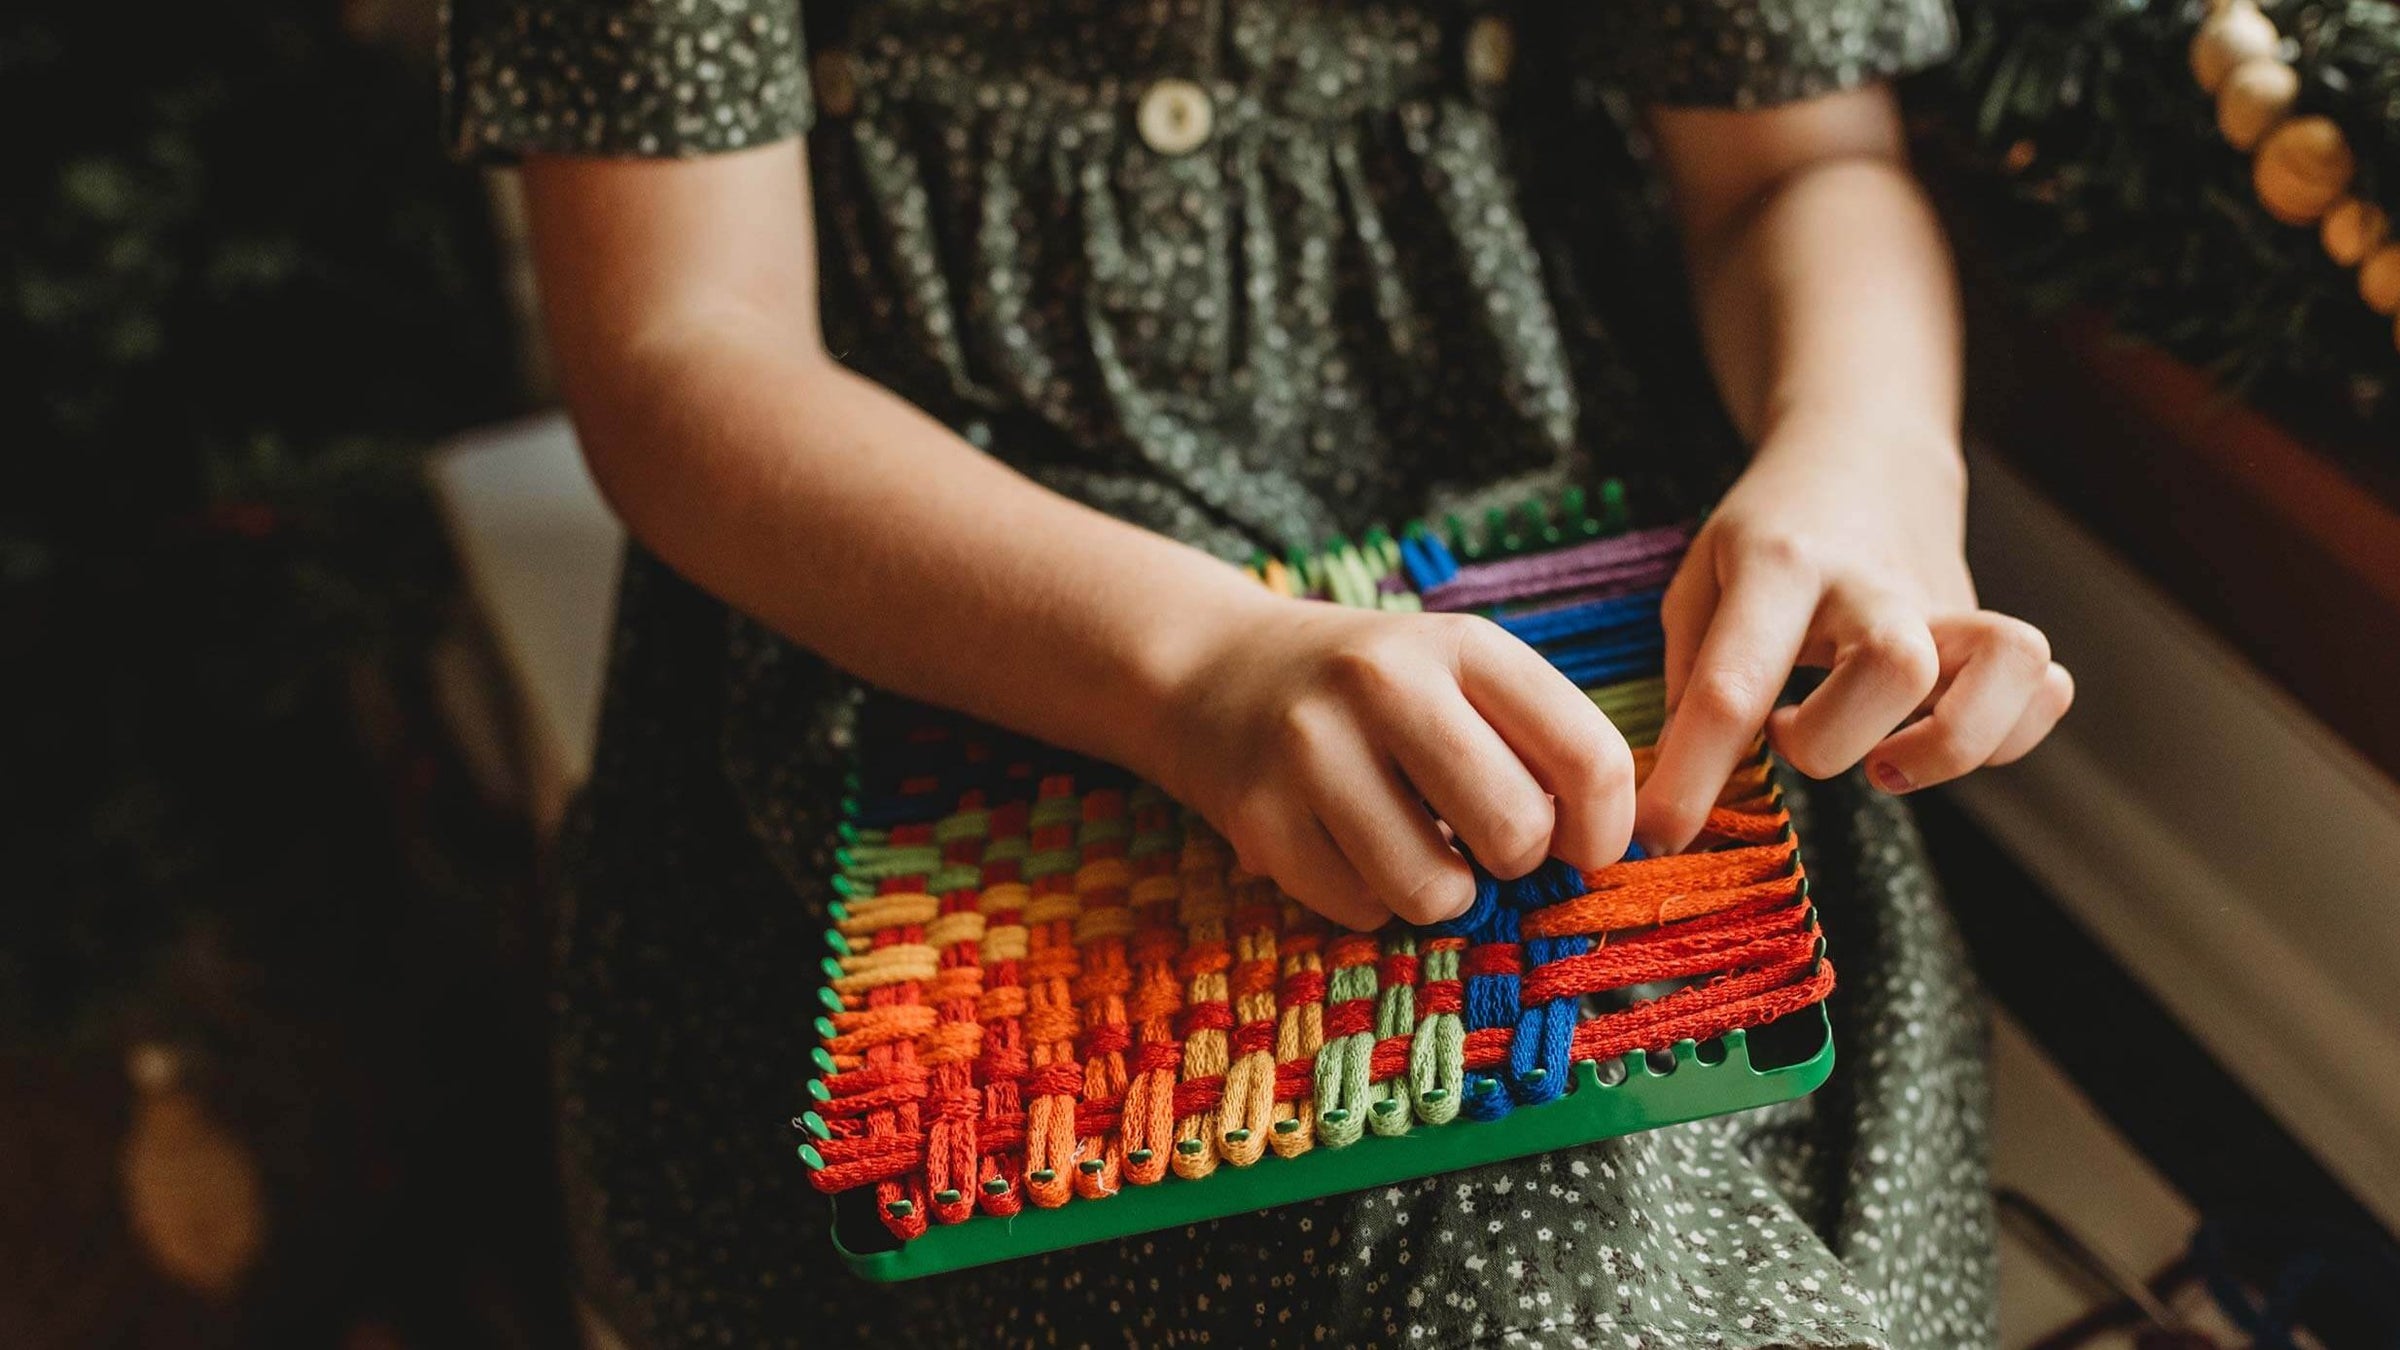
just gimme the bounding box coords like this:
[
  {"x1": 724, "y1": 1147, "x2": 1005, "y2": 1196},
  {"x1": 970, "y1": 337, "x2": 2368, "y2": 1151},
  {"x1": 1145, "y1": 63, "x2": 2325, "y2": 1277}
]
[
  {"x1": 1544, "y1": 636, "x2": 1665, "y2": 687},
  {"x1": 1429, "y1": 863, "x2": 1501, "y2": 937},
  {"x1": 1505, "y1": 860, "x2": 1594, "y2": 1104},
  {"x1": 1490, "y1": 589, "x2": 1665, "y2": 645}
]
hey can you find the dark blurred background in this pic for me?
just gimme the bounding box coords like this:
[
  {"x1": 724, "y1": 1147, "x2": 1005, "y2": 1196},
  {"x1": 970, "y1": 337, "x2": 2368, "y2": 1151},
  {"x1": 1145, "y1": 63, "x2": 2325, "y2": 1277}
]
[{"x1": 0, "y1": 0, "x2": 566, "y2": 1343}]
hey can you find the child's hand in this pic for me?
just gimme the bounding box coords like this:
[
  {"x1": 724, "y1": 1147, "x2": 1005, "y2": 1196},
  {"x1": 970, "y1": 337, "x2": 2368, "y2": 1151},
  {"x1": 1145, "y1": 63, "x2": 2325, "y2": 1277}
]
[
  {"x1": 1156, "y1": 601, "x2": 1637, "y2": 931},
  {"x1": 1635, "y1": 441, "x2": 2074, "y2": 854}
]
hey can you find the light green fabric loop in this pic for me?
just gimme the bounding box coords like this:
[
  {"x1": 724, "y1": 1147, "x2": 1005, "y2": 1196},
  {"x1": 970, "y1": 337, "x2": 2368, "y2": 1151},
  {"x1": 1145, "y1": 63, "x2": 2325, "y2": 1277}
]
[
  {"x1": 1410, "y1": 944, "x2": 1466, "y2": 1125},
  {"x1": 1366, "y1": 933, "x2": 1417, "y2": 1138}
]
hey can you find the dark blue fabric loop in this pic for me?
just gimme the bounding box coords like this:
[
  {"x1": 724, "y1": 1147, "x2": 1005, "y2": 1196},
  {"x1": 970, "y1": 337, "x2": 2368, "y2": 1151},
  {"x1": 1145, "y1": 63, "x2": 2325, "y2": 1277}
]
[
  {"x1": 1429, "y1": 862, "x2": 1501, "y2": 937},
  {"x1": 1490, "y1": 589, "x2": 1665, "y2": 645},
  {"x1": 1507, "y1": 935, "x2": 1580, "y2": 1104},
  {"x1": 1445, "y1": 864, "x2": 1520, "y2": 1118},
  {"x1": 1543, "y1": 633, "x2": 1665, "y2": 686},
  {"x1": 1505, "y1": 861, "x2": 1592, "y2": 1103},
  {"x1": 1461, "y1": 1072, "x2": 1513, "y2": 1121},
  {"x1": 1463, "y1": 904, "x2": 1520, "y2": 1031}
]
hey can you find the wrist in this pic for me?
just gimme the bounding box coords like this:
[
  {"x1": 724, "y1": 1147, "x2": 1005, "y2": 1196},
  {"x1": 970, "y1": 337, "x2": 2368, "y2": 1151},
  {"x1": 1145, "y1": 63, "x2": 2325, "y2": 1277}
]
[
  {"x1": 1751, "y1": 410, "x2": 1962, "y2": 480},
  {"x1": 1092, "y1": 567, "x2": 1281, "y2": 787},
  {"x1": 1748, "y1": 418, "x2": 1966, "y2": 526}
]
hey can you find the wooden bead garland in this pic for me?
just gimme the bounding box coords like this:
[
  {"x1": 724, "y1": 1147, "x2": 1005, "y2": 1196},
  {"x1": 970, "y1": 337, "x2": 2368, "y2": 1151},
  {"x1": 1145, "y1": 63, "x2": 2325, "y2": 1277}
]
[
  {"x1": 2218, "y1": 57, "x2": 2299, "y2": 151},
  {"x1": 2190, "y1": 1, "x2": 2281, "y2": 93},
  {"x1": 2360, "y1": 246, "x2": 2400, "y2": 317},
  {"x1": 2323, "y1": 200, "x2": 2391, "y2": 267},
  {"x1": 2187, "y1": 0, "x2": 2397, "y2": 353},
  {"x1": 2254, "y1": 117, "x2": 2356, "y2": 226}
]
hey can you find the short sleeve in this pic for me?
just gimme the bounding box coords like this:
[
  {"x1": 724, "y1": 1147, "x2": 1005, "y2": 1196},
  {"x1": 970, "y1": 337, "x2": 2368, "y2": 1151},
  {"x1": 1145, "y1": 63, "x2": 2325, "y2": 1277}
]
[
  {"x1": 1601, "y1": 0, "x2": 1959, "y2": 109},
  {"x1": 443, "y1": 0, "x2": 812, "y2": 161}
]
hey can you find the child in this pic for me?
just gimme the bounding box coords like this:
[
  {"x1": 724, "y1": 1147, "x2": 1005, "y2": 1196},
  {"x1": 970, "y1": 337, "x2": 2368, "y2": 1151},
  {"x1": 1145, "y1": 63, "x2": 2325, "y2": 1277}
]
[{"x1": 448, "y1": 0, "x2": 2069, "y2": 1343}]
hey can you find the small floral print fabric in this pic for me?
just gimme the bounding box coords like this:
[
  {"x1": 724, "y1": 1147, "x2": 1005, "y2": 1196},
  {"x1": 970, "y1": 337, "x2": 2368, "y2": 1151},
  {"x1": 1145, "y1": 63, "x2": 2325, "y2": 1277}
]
[{"x1": 445, "y1": 0, "x2": 1989, "y2": 1346}]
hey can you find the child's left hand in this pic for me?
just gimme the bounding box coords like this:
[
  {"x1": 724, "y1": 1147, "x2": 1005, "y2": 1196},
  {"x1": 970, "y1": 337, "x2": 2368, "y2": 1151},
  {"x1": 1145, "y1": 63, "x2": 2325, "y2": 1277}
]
[{"x1": 1633, "y1": 435, "x2": 2074, "y2": 854}]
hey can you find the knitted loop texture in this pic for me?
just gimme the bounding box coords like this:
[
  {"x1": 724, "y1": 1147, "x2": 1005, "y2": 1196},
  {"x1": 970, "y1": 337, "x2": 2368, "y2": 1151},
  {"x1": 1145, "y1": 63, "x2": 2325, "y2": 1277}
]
[{"x1": 808, "y1": 517, "x2": 1834, "y2": 1240}]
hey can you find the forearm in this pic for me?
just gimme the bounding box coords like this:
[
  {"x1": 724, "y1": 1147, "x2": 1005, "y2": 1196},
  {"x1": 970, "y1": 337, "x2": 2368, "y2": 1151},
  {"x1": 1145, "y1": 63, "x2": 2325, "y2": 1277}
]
[
  {"x1": 1657, "y1": 92, "x2": 1964, "y2": 488},
  {"x1": 1698, "y1": 162, "x2": 1963, "y2": 474},
  {"x1": 1630, "y1": 90, "x2": 2069, "y2": 847},
  {"x1": 562, "y1": 315, "x2": 1270, "y2": 777},
  {"x1": 519, "y1": 146, "x2": 1289, "y2": 778}
]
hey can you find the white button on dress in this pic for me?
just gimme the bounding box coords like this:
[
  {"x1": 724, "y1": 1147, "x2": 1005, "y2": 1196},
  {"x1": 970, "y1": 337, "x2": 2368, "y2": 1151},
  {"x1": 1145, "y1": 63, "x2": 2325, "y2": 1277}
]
[{"x1": 1136, "y1": 78, "x2": 1214, "y2": 155}]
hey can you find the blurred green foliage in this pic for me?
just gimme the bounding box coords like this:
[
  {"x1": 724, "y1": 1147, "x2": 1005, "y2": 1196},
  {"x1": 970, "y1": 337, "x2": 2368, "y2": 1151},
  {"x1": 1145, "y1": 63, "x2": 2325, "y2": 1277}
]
[{"x1": 1916, "y1": 0, "x2": 2400, "y2": 436}]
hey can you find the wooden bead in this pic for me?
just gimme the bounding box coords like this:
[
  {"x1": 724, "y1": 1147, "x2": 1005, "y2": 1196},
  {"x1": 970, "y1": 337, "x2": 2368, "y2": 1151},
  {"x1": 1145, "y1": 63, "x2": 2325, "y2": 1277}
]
[
  {"x1": 2217, "y1": 57, "x2": 2299, "y2": 151},
  {"x1": 2190, "y1": 3, "x2": 2280, "y2": 94},
  {"x1": 122, "y1": 1088, "x2": 266, "y2": 1296},
  {"x1": 2322, "y1": 199, "x2": 2391, "y2": 266},
  {"x1": 2359, "y1": 245, "x2": 2400, "y2": 315},
  {"x1": 2253, "y1": 116, "x2": 2356, "y2": 226}
]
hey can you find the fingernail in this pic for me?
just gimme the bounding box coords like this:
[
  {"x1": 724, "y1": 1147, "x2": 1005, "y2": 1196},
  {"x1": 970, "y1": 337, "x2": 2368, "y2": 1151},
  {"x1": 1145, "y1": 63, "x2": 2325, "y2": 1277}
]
[{"x1": 1870, "y1": 761, "x2": 1911, "y2": 794}]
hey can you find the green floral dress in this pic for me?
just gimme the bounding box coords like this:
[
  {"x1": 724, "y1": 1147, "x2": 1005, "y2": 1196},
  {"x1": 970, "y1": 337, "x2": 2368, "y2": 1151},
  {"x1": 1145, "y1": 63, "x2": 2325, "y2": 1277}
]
[{"x1": 444, "y1": 0, "x2": 1992, "y2": 1345}]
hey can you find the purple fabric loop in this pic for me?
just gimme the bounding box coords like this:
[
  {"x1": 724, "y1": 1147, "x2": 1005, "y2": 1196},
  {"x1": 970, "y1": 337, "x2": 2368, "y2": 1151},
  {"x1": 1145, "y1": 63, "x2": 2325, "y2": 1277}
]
[{"x1": 1423, "y1": 525, "x2": 1693, "y2": 611}]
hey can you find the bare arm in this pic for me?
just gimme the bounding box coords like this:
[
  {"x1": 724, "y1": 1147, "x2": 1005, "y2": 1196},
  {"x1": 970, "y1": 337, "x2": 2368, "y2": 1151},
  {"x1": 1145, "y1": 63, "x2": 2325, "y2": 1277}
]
[
  {"x1": 522, "y1": 142, "x2": 1636, "y2": 925},
  {"x1": 523, "y1": 143, "x2": 1255, "y2": 773},
  {"x1": 1633, "y1": 88, "x2": 2073, "y2": 850}
]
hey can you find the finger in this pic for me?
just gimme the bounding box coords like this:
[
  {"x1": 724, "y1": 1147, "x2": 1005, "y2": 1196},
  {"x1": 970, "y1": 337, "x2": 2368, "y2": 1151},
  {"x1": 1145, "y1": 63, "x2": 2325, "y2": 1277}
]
[
  {"x1": 1218, "y1": 774, "x2": 1388, "y2": 930},
  {"x1": 1377, "y1": 686, "x2": 1556, "y2": 882},
  {"x1": 1764, "y1": 589, "x2": 1940, "y2": 780},
  {"x1": 1237, "y1": 806, "x2": 1387, "y2": 931},
  {"x1": 1451, "y1": 621, "x2": 1636, "y2": 873},
  {"x1": 1866, "y1": 613, "x2": 2054, "y2": 792},
  {"x1": 1635, "y1": 551, "x2": 1818, "y2": 853},
  {"x1": 1986, "y1": 661, "x2": 2074, "y2": 766},
  {"x1": 1659, "y1": 544, "x2": 1722, "y2": 714},
  {"x1": 1297, "y1": 714, "x2": 1478, "y2": 925}
]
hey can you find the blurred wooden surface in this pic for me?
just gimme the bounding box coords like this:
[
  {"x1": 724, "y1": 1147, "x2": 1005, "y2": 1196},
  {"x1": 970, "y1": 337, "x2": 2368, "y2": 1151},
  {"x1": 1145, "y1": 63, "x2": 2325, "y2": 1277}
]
[{"x1": 1972, "y1": 311, "x2": 2400, "y2": 788}]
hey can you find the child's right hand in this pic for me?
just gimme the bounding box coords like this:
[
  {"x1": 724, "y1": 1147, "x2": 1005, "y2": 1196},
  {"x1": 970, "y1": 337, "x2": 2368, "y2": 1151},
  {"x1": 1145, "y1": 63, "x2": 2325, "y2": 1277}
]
[{"x1": 1151, "y1": 598, "x2": 1638, "y2": 932}]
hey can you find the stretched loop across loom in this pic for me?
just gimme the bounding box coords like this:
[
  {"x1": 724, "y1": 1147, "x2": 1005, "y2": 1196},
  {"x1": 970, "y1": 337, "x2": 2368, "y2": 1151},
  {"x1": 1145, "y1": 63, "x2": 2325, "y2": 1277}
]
[{"x1": 805, "y1": 494, "x2": 1841, "y2": 1279}]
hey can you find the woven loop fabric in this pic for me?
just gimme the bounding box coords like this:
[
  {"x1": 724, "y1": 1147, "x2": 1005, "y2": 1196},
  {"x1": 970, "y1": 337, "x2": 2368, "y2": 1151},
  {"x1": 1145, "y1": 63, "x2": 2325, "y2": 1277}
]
[{"x1": 806, "y1": 511, "x2": 1836, "y2": 1243}]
